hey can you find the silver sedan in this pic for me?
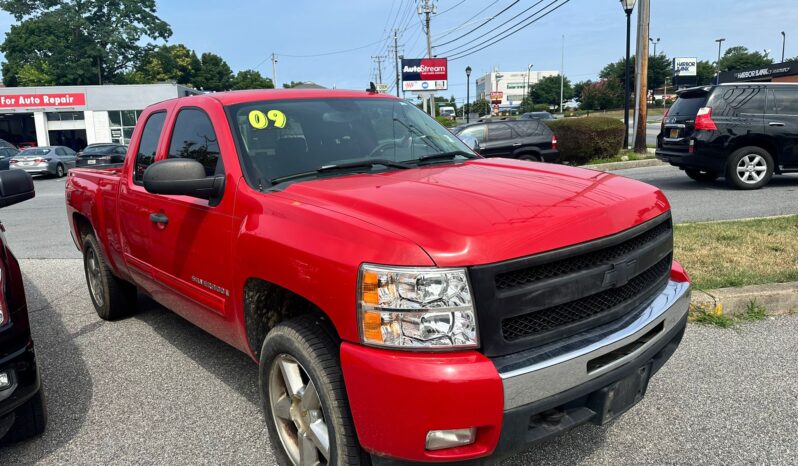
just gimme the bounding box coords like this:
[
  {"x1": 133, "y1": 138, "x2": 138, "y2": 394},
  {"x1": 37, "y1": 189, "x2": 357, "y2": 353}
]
[{"x1": 10, "y1": 146, "x2": 78, "y2": 177}]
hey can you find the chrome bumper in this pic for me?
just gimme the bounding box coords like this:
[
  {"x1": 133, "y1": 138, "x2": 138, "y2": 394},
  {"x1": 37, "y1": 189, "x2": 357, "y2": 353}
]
[{"x1": 500, "y1": 280, "x2": 690, "y2": 410}]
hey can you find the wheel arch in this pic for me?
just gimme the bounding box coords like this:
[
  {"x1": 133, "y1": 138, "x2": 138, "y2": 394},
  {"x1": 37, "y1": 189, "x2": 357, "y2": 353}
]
[{"x1": 725, "y1": 136, "x2": 779, "y2": 172}]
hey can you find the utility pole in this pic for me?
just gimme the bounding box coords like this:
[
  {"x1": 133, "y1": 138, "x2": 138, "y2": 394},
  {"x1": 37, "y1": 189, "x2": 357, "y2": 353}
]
[
  {"x1": 371, "y1": 55, "x2": 386, "y2": 85},
  {"x1": 420, "y1": 0, "x2": 437, "y2": 117},
  {"x1": 781, "y1": 31, "x2": 786, "y2": 63},
  {"x1": 393, "y1": 30, "x2": 401, "y2": 97},
  {"x1": 271, "y1": 53, "x2": 278, "y2": 88},
  {"x1": 632, "y1": 0, "x2": 650, "y2": 153},
  {"x1": 560, "y1": 35, "x2": 565, "y2": 113}
]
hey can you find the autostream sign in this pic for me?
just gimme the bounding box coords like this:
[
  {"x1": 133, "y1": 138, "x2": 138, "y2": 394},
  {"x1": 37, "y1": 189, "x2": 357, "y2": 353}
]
[{"x1": 401, "y1": 58, "x2": 448, "y2": 91}]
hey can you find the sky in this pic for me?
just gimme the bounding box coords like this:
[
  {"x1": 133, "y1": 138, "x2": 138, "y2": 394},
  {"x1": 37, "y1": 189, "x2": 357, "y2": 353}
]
[{"x1": 0, "y1": 0, "x2": 796, "y2": 103}]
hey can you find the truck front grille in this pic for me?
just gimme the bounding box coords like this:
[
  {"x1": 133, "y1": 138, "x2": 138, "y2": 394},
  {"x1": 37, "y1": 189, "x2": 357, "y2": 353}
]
[{"x1": 468, "y1": 213, "x2": 673, "y2": 357}]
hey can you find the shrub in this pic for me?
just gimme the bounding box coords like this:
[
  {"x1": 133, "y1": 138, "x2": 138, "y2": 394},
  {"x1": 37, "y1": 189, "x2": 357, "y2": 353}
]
[
  {"x1": 435, "y1": 116, "x2": 456, "y2": 127},
  {"x1": 533, "y1": 103, "x2": 550, "y2": 112},
  {"x1": 544, "y1": 116, "x2": 624, "y2": 165}
]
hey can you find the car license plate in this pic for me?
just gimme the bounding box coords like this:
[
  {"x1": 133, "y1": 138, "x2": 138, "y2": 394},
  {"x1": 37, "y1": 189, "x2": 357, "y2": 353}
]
[
  {"x1": 87, "y1": 159, "x2": 97, "y2": 165},
  {"x1": 21, "y1": 161, "x2": 32, "y2": 166},
  {"x1": 594, "y1": 364, "x2": 651, "y2": 425},
  {"x1": 669, "y1": 128, "x2": 679, "y2": 138}
]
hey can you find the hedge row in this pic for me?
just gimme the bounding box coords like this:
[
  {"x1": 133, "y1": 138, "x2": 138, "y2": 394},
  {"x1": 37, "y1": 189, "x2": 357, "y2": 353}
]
[{"x1": 544, "y1": 117, "x2": 624, "y2": 165}]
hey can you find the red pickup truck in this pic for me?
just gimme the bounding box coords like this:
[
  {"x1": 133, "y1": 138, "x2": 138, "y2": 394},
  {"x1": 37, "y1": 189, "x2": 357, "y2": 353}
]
[{"x1": 66, "y1": 89, "x2": 691, "y2": 465}]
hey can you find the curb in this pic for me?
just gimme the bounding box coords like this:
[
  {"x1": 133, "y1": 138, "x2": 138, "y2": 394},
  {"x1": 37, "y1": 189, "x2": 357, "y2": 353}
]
[
  {"x1": 583, "y1": 158, "x2": 666, "y2": 172},
  {"x1": 691, "y1": 282, "x2": 798, "y2": 317}
]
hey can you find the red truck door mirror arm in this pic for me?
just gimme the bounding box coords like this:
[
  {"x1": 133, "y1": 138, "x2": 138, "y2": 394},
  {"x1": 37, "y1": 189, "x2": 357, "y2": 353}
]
[{"x1": 142, "y1": 158, "x2": 225, "y2": 204}]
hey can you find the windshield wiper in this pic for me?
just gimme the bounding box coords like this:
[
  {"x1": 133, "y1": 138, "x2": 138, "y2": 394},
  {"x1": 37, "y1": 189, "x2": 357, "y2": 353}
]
[
  {"x1": 270, "y1": 159, "x2": 410, "y2": 185},
  {"x1": 412, "y1": 150, "x2": 478, "y2": 163}
]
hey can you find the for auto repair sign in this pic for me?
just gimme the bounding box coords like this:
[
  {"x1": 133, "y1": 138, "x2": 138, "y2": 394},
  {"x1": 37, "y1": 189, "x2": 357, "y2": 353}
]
[
  {"x1": 672, "y1": 58, "x2": 697, "y2": 76},
  {"x1": 401, "y1": 58, "x2": 448, "y2": 91},
  {"x1": 0, "y1": 93, "x2": 86, "y2": 108}
]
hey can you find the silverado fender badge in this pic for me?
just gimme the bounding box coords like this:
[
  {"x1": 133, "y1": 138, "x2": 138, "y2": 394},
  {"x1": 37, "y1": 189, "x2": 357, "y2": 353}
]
[{"x1": 191, "y1": 276, "x2": 230, "y2": 297}]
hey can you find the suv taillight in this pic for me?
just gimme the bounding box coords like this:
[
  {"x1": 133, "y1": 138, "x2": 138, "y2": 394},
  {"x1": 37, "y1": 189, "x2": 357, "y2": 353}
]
[
  {"x1": 694, "y1": 107, "x2": 717, "y2": 131},
  {"x1": 551, "y1": 134, "x2": 557, "y2": 151},
  {"x1": 661, "y1": 108, "x2": 669, "y2": 132}
]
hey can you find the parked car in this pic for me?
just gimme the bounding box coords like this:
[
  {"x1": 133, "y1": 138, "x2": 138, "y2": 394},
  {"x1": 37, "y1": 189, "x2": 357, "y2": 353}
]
[
  {"x1": 453, "y1": 119, "x2": 559, "y2": 162},
  {"x1": 10, "y1": 146, "x2": 77, "y2": 177},
  {"x1": 439, "y1": 106, "x2": 456, "y2": 120},
  {"x1": 0, "y1": 169, "x2": 46, "y2": 443},
  {"x1": 0, "y1": 147, "x2": 20, "y2": 171},
  {"x1": 656, "y1": 82, "x2": 798, "y2": 189},
  {"x1": 67, "y1": 89, "x2": 690, "y2": 464},
  {"x1": 76, "y1": 143, "x2": 128, "y2": 168},
  {"x1": 0, "y1": 139, "x2": 16, "y2": 150},
  {"x1": 520, "y1": 111, "x2": 555, "y2": 120}
]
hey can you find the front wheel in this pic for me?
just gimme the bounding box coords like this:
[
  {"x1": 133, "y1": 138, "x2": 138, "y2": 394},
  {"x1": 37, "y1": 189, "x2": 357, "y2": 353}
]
[
  {"x1": 725, "y1": 146, "x2": 773, "y2": 190},
  {"x1": 260, "y1": 315, "x2": 363, "y2": 466},
  {"x1": 684, "y1": 168, "x2": 719, "y2": 182}
]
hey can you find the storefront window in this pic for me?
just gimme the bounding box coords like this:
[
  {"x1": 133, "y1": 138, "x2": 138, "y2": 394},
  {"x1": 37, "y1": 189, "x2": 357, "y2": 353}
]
[
  {"x1": 108, "y1": 110, "x2": 143, "y2": 144},
  {"x1": 46, "y1": 111, "x2": 85, "y2": 121}
]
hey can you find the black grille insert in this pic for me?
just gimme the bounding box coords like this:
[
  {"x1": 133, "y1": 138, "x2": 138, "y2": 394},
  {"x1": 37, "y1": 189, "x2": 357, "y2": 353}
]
[
  {"x1": 501, "y1": 255, "x2": 671, "y2": 341},
  {"x1": 495, "y1": 220, "x2": 672, "y2": 290}
]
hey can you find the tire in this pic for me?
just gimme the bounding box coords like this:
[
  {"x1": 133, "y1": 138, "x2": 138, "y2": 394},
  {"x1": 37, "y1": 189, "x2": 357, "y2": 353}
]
[
  {"x1": 260, "y1": 315, "x2": 363, "y2": 466},
  {"x1": 56, "y1": 164, "x2": 65, "y2": 178},
  {"x1": 725, "y1": 146, "x2": 774, "y2": 190},
  {"x1": 1, "y1": 390, "x2": 47, "y2": 443},
  {"x1": 83, "y1": 234, "x2": 138, "y2": 320},
  {"x1": 684, "y1": 168, "x2": 719, "y2": 182},
  {"x1": 518, "y1": 153, "x2": 541, "y2": 162}
]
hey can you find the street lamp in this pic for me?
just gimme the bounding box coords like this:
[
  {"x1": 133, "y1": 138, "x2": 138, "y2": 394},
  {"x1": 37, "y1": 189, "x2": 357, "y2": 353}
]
[
  {"x1": 620, "y1": 0, "x2": 636, "y2": 149},
  {"x1": 782, "y1": 31, "x2": 786, "y2": 63},
  {"x1": 526, "y1": 64, "x2": 533, "y2": 111},
  {"x1": 715, "y1": 37, "x2": 726, "y2": 84},
  {"x1": 649, "y1": 37, "x2": 660, "y2": 56},
  {"x1": 465, "y1": 66, "x2": 472, "y2": 123}
]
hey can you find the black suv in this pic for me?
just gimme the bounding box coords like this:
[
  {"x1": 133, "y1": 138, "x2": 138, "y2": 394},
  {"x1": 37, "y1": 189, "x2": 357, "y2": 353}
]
[
  {"x1": 453, "y1": 119, "x2": 558, "y2": 162},
  {"x1": 656, "y1": 83, "x2": 798, "y2": 189}
]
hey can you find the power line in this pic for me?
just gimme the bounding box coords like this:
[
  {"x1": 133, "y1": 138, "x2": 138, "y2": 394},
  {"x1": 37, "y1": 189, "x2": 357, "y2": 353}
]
[
  {"x1": 449, "y1": 0, "x2": 570, "y2": 61},
  {"x1": 438, "y1": 0, "x2": 546, "y2": 55},
  {"x1": 437, "y1": 0, "x2": 467, "y2": 16},
  {"x1": 435, "y1": 0, "x2": 500, "y2": 41},
  {"x1": 433, "y1": 0, "x2": 519, "y2": 48}
]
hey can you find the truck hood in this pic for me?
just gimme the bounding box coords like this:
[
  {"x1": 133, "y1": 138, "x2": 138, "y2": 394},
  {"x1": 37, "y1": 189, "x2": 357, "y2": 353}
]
[{"x1": 277, "y1": 158, "x2": 670, "y2": 267}]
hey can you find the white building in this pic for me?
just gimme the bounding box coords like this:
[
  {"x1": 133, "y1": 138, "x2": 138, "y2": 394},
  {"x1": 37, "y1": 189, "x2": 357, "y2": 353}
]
[
  {"x1": 475, "y1": 69, "x2": 560, "y2": 109},
  {"x1": 0, "y1": 83, "x2": 198, "y2": 150}
]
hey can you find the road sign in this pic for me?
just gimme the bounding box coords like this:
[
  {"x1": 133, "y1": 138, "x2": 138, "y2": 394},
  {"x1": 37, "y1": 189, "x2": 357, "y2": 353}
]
[{"x1": 375, "y1": 83, "x2": 389, "y2": 93}]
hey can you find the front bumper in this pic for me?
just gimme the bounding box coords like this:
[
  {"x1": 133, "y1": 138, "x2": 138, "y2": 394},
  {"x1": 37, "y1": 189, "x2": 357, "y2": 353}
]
[
  {"x1": 0, "y1": 338, "x2": 41, "y2": 437},
  {"x1": 342, "y1": 277, "x2": 690, "y2": 464}
]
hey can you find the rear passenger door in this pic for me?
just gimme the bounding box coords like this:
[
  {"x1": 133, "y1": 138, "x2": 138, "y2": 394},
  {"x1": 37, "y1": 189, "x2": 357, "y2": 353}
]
[
  {"x1": 767, "y1": 88, "x2": 798, "y2": 168},
  {"x1": 480, "y1": 123, "x2": 517, "y2": 158},
  {"x1": 146, "y1": 104, "x2": 235, "y2": 323}
]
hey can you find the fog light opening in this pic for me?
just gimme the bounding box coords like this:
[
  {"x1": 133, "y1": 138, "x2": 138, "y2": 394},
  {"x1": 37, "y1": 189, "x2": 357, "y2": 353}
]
[
  {"x1": 425, "y1": 427, "x2": 477, "y2": 451},
  {"x1": 0, "y1": 371, "x2": 10, "y2": 390}
]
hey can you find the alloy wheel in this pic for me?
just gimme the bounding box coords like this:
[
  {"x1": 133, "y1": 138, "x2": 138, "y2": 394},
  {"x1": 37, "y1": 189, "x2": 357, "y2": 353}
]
[
  {"x1": 736, "y1": 154, "x2": 767, "y2": 184},
  {"x1": 86, "y1": 248, "x2": 104, "y2": 307},
  {"x1": 269, "y1": 354, "x2": 330, "y2": 466}
]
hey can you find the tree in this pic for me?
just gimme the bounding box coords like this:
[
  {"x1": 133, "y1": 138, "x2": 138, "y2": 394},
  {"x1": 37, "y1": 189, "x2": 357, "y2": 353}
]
[
  {"x1": 696, "y1": 60, "x2": 715, "y2": 85},
  {"x1": 528, "y1": 75, "x2": 573, "y2": 108},
  {"x1": 0, "y1": 0, "x2": 171, "y2": 86},
  {"x1": 579, "y1": 79, "x2": 623, "y2": 111},
  {"x1": 717, "y1": 46, "x2": 772, "y2": 72},
  {"x1": 231, "y1": 69, "x2": 274, "y2": 90},
  {"x1": 573, "y1": 80, "x2": 590, "y2": 102},
  {"x1": 128, "y1": 44, "x2": 200, "y2": 85},
  {"x1": 600, "y1": 55, "x2": 671, "y2": 92},
  {"x1": 469, "y1": 98, "x2": 490, "y2": 116},
  {"x1": 194, "y1": 52, "x2": 233, "y2": 91},
  {"x1": 283, "y1": 81, "x2": 305, "y2": 88}
]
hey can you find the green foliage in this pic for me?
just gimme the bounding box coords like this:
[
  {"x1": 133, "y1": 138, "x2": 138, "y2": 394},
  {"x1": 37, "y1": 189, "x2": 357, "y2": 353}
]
[
  {"x1": 543, "y1": 117, "x2": 624, "y2": 165},
  {"x1": 128, "y1": 44, "x2": 200, "y2": 85},
  {"x1": 696, "y1": 60, "x2": 716, "y2": 85},
  {"x1": 579, "y1": 79, "x2": 623, "y2": 111},
  {"x1": 573, "y1": 80, "x2": 590, "y2": 102},
  {"x1": 231, "y1": 69, "x2": 274, "y2": 90},
  {"x1": 717, "y1": 46, "x2": 773, "y2": 72},
  {"x1": 194, "y1": 52, "x2": 233, "y2": 91},
  {"x1": 469, "y1": 98, "x2": 490, "y2": 116},
  {"x1": 0, "y1": 0, "x2": 171, "y2": 85},
  {"x1": 283, "y1": 81, "x2": 305, "y2": 88},
  {"x1": 435, "y1": 116, "x2": 456, "y2": 127},
  {"x1": 600, "y1": 55, "x2": 672, "y2": 91},
  {"x1": 529, "y1": 75, "x2": 573, "y2": 107}
]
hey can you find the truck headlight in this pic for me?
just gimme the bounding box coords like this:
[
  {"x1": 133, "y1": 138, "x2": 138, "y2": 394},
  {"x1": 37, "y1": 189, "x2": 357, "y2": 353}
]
[{"x1": 358, "y1": 264, "x2": 478, "y2": 349}]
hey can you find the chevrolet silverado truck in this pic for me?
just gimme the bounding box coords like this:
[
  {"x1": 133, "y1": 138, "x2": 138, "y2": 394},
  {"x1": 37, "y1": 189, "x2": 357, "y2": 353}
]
[{"x1": 66, "y1": 89, "x2": 691, "y2": 465}]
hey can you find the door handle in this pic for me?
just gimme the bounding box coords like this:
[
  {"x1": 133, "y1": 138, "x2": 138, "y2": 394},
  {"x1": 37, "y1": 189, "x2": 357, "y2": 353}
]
[
  {"x1": 149, "y1": 213, "x2": 169, "y2": 225},
  {"x1": 768, "y1": 121, "x2": 785, "y2": 127}
]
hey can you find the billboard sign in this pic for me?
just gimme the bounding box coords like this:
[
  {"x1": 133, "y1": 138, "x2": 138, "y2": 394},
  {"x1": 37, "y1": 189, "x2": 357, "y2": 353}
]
[
  {"x1": 402, "y1": 58, "x2": 448, "y2": 91},
  {"x1": 0, "y1": 93, "x2": 86, "y2": 108},
  {"x1": 490, "y1": 91, "x2": 503, "y2": 103},
  {"x1": 673, "y1": 57, "x2": 697, "y2": 77}
]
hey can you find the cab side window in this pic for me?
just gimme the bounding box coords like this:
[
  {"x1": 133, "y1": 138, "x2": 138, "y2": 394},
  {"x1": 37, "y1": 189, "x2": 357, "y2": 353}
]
[
  {"x1": 134, "y1": 111, "x2": 167, "y2": 183},
  {"x1": 167, "y1": 108, "x2": 222, "y2": 177}
]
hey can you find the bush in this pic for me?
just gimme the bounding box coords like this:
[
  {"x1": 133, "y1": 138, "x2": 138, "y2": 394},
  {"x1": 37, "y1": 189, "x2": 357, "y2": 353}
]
[
  {"x1": 544, "y1": 116, "x2": 624, "y2": 165},
  {"x1": 533, "y1": 103, "x2": 550, "y2": 112},
  {"x1": 435, "y1": 116, "x2": 456, "y2": 127}
]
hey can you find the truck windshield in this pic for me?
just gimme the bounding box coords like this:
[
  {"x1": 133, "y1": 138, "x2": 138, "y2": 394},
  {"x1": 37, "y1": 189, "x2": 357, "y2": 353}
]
[{"x1": 227, "y1": 98, "x2": 474, "y2": 186}]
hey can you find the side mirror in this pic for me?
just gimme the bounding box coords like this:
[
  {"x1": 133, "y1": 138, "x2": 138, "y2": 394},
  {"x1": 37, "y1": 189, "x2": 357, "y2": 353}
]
[
  {"x1": 459, "y1": 134, "x2": 480, "y2": 153},
  {"x1": 143, "y1": 158, "x2": 224, "y2": 201},
  {"x1": 0, "y1": 169, "x2": 34, "y2": 208}
]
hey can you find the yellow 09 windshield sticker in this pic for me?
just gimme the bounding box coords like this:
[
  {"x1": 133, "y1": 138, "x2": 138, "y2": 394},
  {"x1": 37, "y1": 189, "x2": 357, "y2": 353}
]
[{"x1": 248, "y1": 109, "x2": 287, "y2": 129}]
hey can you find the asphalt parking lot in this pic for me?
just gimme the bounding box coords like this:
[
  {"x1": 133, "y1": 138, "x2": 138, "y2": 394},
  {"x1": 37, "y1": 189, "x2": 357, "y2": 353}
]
[{"x1": 0, "y1": 173, "x2": 796, "y2": 464}]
